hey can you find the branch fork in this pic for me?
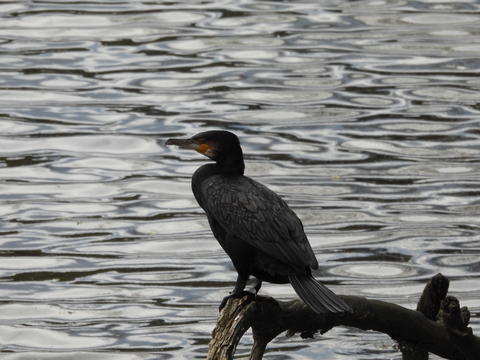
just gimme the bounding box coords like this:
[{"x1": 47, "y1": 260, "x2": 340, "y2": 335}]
[{"x1": 206, "y1": 274, "x2": 479, "y2": 360}]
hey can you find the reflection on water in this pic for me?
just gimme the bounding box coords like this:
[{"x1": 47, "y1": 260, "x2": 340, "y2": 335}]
[{"x1": 1, "y1": 0, "x2": 479, "y2": 359}]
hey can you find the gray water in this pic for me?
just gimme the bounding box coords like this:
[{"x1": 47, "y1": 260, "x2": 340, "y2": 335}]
[{"x1": 1, "y1": 1, "x2": 479, "y2": 359}]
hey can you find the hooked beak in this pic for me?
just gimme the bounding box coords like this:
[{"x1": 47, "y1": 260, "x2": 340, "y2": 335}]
[
  {"x1": 166, "y1": 137, "x2": 215, "y2": 158},
  {"x1": 165, "y1": 138, "x2": 197, "y2": 150}
]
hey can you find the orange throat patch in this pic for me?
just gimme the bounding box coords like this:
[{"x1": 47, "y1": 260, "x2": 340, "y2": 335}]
[{"x1": 196, "y1": 143, "x2": 211, "y2": 155}]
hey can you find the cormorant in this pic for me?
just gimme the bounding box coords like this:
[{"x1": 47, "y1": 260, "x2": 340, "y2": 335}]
[{"x1": 166, "y1": 130, "x2": 350, "y2": 313}]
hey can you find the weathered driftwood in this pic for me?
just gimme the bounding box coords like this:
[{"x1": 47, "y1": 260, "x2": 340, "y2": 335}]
[
  {"x1": 206, "y1": 274, "x2": 479, "y2": 360},
  {"x1": 399, "y1": 273, "x2": 450, "y2": 360}
]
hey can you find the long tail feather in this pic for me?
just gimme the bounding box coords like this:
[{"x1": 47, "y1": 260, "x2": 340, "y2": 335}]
[{"x1": 289, "y1": 274, "x2": 351, "y2": 313}]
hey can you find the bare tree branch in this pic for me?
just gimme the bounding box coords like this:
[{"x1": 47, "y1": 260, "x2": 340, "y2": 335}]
[
  {"x1": 441, "y1": 296, "x2": 480, "y2": 360},
  {"x1": 400, "y1": 273, "x2": 450, "y2": 360},
  {"x1": 206, "y1": 274, "x2": 479, "y2": 360}
]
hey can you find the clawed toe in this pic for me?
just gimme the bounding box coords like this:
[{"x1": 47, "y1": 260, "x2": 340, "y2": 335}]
[{"x1": 219, "y1": 290, "x2": 256, "y2": 311}]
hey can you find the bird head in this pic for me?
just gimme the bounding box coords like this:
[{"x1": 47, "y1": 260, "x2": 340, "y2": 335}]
[{"x1": 166, "y1": 130, "x2": 244, "y2": 174}]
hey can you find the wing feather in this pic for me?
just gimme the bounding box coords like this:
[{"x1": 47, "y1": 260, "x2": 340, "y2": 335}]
[{"x1": 202, "y1": 175, "x2": 318, "y2": 269}]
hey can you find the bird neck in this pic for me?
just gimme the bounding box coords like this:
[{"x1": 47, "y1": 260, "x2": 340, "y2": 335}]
[
  {"x1": 216, "y1": 147, "x2": 245, "y2": 176},
  {"x1": 217, "y1": 157, "x2": 244, "y2": 176}
]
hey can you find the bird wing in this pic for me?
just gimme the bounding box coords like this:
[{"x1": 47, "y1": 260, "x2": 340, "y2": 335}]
[{"x1": 202, "y1": 175, "x2": 318, "y2": 269}]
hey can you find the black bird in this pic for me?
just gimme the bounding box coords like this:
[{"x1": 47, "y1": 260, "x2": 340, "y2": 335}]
[{"x1": 166, "y1": 130, "x2": 350, "y2": 313}]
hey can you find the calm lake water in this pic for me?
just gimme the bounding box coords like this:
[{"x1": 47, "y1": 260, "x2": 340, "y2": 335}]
[{"x1": 1, "y1": 0, "x2": 479, "y2": 359}]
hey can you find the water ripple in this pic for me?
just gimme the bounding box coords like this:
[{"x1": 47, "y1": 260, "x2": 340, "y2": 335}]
[{"x1": 0, "y1": 0, "x2": 479, "y2": 359}]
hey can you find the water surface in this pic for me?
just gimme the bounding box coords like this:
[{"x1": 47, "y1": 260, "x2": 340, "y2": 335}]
[{"x1": 1, "y1": 0, "x2": 479, "y2": 359}]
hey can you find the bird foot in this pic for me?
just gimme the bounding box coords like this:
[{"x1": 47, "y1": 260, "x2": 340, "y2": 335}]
[{"x1": 219, "y1": 289, "x2": 256, "y2": 311}]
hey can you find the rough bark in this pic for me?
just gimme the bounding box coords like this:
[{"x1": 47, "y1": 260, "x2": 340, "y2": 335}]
[
  {"x1": 206, "y1": 274, "x2": 479, "y2": 360},
  {"x1": 440, "y1": 296, "x2": 480, "y2": 360},
  {"x1": 206, "y1": 296, "x2": 255, "y2": 359},
  {"x1": 399, "y1": 273, "x2": 450, "y2": 360}
]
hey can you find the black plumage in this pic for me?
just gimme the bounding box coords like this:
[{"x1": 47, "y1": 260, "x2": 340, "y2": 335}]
[{"x1": 166, "y1": 130, "x2": 350, "y2": 313}]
